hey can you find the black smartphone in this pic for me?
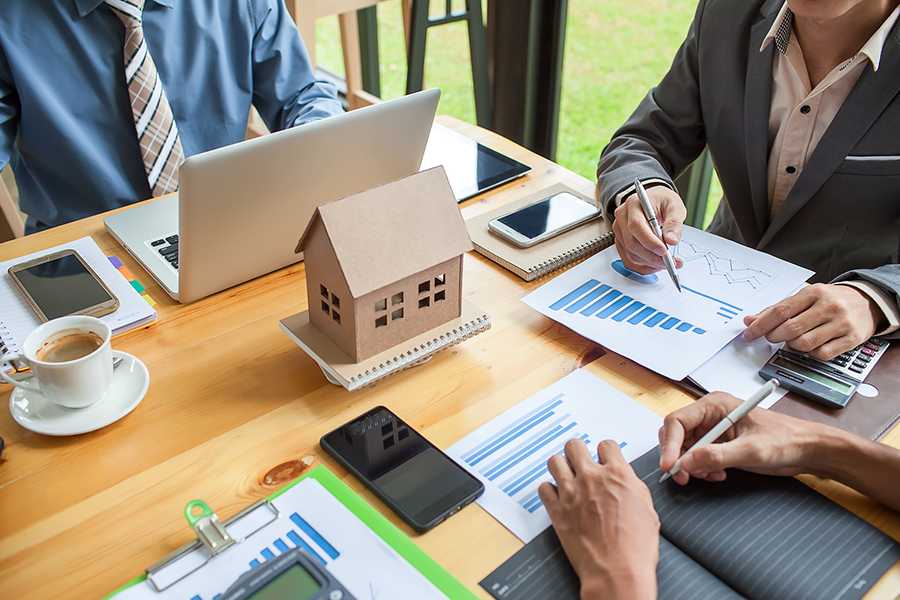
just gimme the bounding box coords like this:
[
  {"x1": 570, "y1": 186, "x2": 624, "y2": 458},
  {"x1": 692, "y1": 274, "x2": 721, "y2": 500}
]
[{"x1": 320, "y1": 406, "x2": 484, "y2": 533}]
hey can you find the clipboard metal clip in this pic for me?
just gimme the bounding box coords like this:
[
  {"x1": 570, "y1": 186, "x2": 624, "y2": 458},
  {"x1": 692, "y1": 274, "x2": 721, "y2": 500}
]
[
  {"x1": 146, "y1": 498, "x2": 279, "y2": 592},
  {"x1": 185, "y1": 499, "x2": 236, "y2": 555}
]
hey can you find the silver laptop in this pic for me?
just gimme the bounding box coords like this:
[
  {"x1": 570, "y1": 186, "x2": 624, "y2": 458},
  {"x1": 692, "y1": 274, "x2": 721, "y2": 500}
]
[{"x1": 105, "y1": 89, "x2": 440, "y2": 303}]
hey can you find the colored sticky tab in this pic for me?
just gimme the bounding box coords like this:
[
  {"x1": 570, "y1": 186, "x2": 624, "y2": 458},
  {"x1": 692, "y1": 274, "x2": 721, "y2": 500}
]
[
  {"x1": 130, "y1": 279, "x2": 145, "y2": 294},
  {"x1": 108, "y1": 255, "x2": 124, "y2": 269},
  {"x1": 119, "y1": 267, "x2": 136, "y2": 281},
  {"x1": 141, "y1": 293, "x2": 157, "y2": 308}
]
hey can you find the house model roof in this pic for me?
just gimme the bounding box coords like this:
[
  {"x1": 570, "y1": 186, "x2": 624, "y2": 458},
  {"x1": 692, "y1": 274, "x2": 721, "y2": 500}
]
[{"x1": 297, "y1": 166, "x2": 473, "y2": 299}]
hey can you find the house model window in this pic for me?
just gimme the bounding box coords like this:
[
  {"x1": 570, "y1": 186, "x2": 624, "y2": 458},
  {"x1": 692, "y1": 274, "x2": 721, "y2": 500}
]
[
  {"x1": 418, "y1": 273, "x2": 447, "y2": 309},
  {"x1": 375, "y1": 292, "x2": 406, "y2": 328},
  {"x1": 320, "y1": 284, "x2": 341, "y2": 324}
]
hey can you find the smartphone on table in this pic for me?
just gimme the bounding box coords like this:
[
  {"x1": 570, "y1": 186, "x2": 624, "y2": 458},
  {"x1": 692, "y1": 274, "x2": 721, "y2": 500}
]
[
  {"x1": 8, "y1": 250, "x2": 119, "y2": 321},
  {"x1": 488, "y1": 191, "x2": 602, "y2": 248},
  {"x1": 320, "y1": 406, "x2": 484, "y2": 533}
]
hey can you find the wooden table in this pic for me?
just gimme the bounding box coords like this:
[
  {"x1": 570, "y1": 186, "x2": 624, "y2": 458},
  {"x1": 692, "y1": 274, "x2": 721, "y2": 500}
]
[{"x1": 1, "y1": 117, "x2": 897, "y2": 598}]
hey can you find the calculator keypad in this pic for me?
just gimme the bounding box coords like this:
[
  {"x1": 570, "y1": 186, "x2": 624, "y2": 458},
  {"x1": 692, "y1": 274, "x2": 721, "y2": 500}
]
[{"x1": 824, "y1": 339, "x2": 888, "y2": 381}]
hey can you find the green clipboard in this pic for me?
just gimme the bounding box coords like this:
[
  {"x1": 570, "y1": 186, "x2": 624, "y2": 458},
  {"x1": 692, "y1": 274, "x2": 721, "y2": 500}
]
[{"x1": 106, "y1": 464, "x2": 477, "y2": 599}]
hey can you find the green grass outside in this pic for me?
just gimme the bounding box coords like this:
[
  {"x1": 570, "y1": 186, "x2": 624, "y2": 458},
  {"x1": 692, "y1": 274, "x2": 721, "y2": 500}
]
[{"x1": 315, "y1": 0, "x2": 721, "y2": 225}]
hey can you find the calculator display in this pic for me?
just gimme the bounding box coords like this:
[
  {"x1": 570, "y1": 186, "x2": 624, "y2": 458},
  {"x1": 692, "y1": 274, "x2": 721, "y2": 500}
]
[
  {"x1": 772, "y1": 356, "x2": 855, "y2": 394},
  {"x1": 249, "y1": 564, "x2": 321, "y2": 599}
]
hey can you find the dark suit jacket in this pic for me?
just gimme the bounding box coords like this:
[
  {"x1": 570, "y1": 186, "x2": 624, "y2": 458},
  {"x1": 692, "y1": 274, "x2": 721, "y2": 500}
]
[{"x1": 597, "y1": 0, "x2": 900, "y2": 336}]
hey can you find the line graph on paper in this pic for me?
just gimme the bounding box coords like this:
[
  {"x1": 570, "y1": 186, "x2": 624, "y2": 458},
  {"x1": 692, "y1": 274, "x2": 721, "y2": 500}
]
[{"x1": 675, "y1": 241, "x2": 774, "y2": 290}]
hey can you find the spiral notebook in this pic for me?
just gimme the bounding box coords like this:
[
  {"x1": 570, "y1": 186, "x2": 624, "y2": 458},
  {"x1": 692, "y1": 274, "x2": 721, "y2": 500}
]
[
  {"x1": 279, "y1": 301, "x2": 491, "y2": 391},
  {"x1": 466, "y1": 184, "x2": 614, "y2": 281},
  {"x1": 1, "y1": 237, "x2": 157, "y2": 372}
]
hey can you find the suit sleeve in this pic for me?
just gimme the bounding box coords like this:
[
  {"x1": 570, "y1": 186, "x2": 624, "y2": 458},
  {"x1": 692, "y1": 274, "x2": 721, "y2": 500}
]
[
  {"x1": 596, "y1": 0, "x2": 709, "y2": 216},
  {"x1": 249, "y1": 0, "x2": 343, "y2": 131},
  {"x1": 0, "y1": 46, "x2": 18, "y2": 171},
  {"x1": 833, "y1": 266, "x2": 900, "y2": 339}
]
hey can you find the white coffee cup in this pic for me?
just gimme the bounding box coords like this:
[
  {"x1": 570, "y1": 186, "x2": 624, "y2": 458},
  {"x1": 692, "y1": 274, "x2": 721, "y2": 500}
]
[{"x1": 1, "y1": 315, "x2": 113, "y2": 408}]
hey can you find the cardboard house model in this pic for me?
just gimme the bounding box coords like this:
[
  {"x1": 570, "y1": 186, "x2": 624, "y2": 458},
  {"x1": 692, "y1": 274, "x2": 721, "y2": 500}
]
[{"x1": 295, "y1": 167, "x2": 473, "y2": 363}]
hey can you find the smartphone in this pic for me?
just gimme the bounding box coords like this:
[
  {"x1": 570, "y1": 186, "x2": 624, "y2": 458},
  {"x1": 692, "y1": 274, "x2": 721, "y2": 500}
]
[
  {"x1": 320, "y1": 406, "x2": 484, "y2": 533},
  {"x1": 488, "y1": 191, "x2": 601, "y2": 248},
  {"x1": 8, "y1": 250, "x2": 119, "y2": 321}
]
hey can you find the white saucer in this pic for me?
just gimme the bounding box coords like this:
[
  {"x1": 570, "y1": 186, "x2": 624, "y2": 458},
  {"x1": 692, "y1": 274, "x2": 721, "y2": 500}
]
[{"x1": 9, "y1": 351, "x2": 149, "y2": 436}]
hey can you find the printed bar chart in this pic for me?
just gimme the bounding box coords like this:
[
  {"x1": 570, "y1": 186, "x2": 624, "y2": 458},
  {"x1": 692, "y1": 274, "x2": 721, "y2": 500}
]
[
  {"x1": 682, "y1": 285, "x2": 743, "y2": 323},
  {"x1": 522, "y1": 227, "x2": 814, "y2": 380},
  {"x1": 459, "y1": 393, "x2": 628, "y2": 516},
  {"x1": 551, "y1": 279, "x2": 707, "y2": 335},
  {"x1": 246, "y1": 512, "x2": 341, "y2": 571},
  {"x1": 449, "y1": 369, "x2": 663, "y2": 542}
]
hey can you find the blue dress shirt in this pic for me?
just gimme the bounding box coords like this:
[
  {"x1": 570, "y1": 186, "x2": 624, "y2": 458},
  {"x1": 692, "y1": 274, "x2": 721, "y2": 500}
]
[{"x1": 0, "y1": 0, "x2": 343, "y2": 232}]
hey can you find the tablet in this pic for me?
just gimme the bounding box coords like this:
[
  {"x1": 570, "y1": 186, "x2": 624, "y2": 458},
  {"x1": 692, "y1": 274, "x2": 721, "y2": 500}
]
[{"x1": 421, "y1": 124, "x2": 531, "y2": 202}]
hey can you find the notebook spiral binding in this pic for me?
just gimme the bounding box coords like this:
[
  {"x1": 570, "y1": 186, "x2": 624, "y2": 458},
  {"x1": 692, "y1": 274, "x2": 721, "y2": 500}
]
[
  {"x1": 527, "y1": 233, "x2": 615, "y2": 279},
  {"x1": 0, "y1": 321, "x2": 13, "y2": 356},
  {"x1": 346, "y1": 314, "x2": 492, "y2": 391}
]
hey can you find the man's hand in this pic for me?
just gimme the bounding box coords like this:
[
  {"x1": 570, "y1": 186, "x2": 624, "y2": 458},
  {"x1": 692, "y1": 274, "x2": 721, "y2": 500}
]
[
  {"x1": 658, "y1": 392, "x2": 826, "y2": 485},
  {"x1": 538, "y1": 440, "x2": 659, "y2": 600},
  {"x1": 612, "y1": 186, "x2": 686, "y2": 275},
  {"x1": 742, "y1": 283, "x2": 884, "y2": 361}
]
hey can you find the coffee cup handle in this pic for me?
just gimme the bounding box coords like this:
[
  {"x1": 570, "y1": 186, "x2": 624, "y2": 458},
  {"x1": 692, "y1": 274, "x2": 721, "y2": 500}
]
[{"x1": 1, "y1": 353, "x2": 41, "y2": 394}]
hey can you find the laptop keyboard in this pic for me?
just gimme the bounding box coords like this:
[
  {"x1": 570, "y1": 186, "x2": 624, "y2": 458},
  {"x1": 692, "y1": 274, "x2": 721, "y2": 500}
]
[{"x1": 150, "y1": 234, "x2": 179, "y2": 269}]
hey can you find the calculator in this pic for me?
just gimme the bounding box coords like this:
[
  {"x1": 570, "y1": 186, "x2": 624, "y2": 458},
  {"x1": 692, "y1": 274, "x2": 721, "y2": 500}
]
[
  {"x1": 759, "y1": 339, "x2": 889, "y2": 409},
  {"x1": 221, "y1": 547, "x2": 354, "y2": 600}
]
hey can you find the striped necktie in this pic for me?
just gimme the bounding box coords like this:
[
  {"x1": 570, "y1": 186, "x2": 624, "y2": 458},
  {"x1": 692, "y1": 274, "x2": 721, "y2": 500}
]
[{"x1": 106, "y1": 0, "x2": 184, "y2": 196}]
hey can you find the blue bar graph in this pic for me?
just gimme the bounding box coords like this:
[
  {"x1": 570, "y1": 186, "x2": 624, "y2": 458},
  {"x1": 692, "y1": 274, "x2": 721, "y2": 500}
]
[
  {"x1": 290, "y1": 513, "x2": 340, "y2": 560},
  {"x1": 597, "y1": 296, "x2": 633, "y2": 318},
  {"x1": 565, "y1": 284, "x2": 611, "y2": 313},
  {"x1": 644, "y1": 312, "x2": 668, "y2": 327},
  {"x1": 550, "y1": 279, "x2": 601, "y2": 310},
  {"x1": 628, "y1": 306, "x2": 656, "y2": 324},
  {"x1": 517, "y1": 442, "x2": 627, "y2": 513},
  {"x1": 247, "y1": 512, "x2": 338, "y2": 573},
  {"x1": 661, "y1": 317, "x2": 680, "y2": 330},
  {"x1": 580, "y1": 289, "x2": 622, "y2": 316},
  {"x1": 287, "y1": 530, "x2": 325, "y2": 565},
  {"x1": 467, "y1": 390, "x2": 634, "y2": 519},
  {"x1": 612, "y1": 301, "x2": 645, "y2": 322},
  {"x1": 550, "y1": 279, "x2": 709, "y2": 335},
  {"x1": 463, "y1": 397, "x2": 564, "y2": 466}
]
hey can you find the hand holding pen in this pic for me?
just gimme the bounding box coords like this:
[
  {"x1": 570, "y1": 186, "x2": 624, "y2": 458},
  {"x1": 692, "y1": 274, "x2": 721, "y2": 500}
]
[
  {"x1": 634, "y1": 179, "x2": 682, "y2": 292},
  {"x1": 649, "y1": 381, "x2": 848, "y2": 487},
  {"x1": 611, "y1": 182, "x2": 686, "y2": 281}
]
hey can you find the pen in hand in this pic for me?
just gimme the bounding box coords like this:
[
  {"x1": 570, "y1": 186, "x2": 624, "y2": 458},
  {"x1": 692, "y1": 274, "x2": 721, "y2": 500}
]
[
  {"x1": 634, "y1": 178, "x2": 682, "y2": 293},
  {"x1": 659, "y1": 378, "x2": 781, "y2": 483}
]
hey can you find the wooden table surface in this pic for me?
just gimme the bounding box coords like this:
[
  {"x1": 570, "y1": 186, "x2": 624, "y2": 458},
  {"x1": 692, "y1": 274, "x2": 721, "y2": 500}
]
[{"x1": 1, "y1": 116, "x2": 897, "y2": 598}]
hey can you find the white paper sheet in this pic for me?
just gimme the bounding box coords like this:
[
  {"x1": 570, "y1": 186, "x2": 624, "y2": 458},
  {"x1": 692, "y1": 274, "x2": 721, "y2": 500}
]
[
  {"x1": 522, "y1": 227, "x2": 813, "y2": 379},
  {"x1": 114, "y1": 478, "x2": 444, "y2": 600},
  {"x1": 688, "y1": 335, "x2": 788, "y2": 409},
  {"x1": 447, "y1": 369, "x2": 661, "y2": 542}
]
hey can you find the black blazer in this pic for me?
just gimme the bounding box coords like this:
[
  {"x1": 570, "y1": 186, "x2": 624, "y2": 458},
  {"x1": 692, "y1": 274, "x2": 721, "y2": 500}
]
[{"x1": 597, "y1": 0, "x2": 900, "y2": 333}]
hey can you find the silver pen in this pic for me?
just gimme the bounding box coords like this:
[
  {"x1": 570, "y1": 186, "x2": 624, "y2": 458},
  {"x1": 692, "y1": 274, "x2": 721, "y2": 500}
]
[
  {"x1": 634, "y1": 178, "x2": 682, "y2": 293},
  {"x1": 659, "y1": 379, "x2": 780, "y2": 483}
]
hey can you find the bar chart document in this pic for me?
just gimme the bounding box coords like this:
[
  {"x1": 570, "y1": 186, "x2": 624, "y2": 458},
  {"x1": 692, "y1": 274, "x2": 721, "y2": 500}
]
[
  {"x1": 481, "y1": 447, "x2": 900, "y2": 600},
  {"x1": 115, "y1": 478, "x2": 446, "y2": 600},
  {"x1": 447, "y1": 369, "x2": 661, "y2": 542},
  {"x1": 523, "y1": 227, "x2": 814, "y2": 379}
]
